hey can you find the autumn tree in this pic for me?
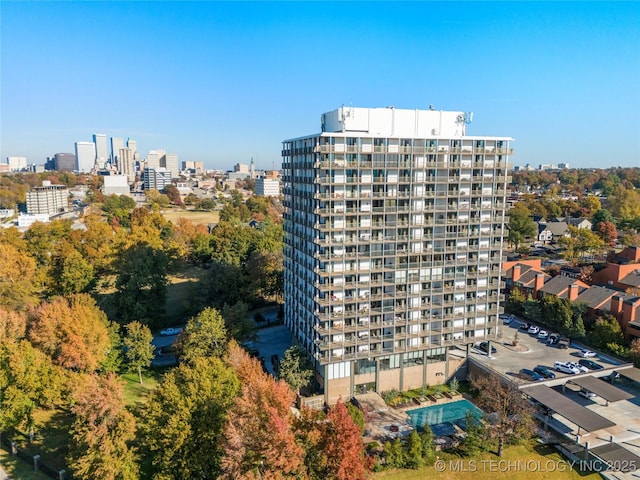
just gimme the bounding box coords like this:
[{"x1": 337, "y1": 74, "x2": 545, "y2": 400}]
[
  {"x1": 278, "y1": 345, "x2": 313, "y2": 394},
  {"x1": 507, "y1": 203, "x2": 537, "y2": 251},
  {"x1": 139, "y1": 356, "x2": 240, "y2": 479},
  {"x1": 469, "y1": 374, "x2": 535, "y2": 457},
  {"x1": 164, "y1": 184, "x2": 183, "y2": 206},
  {"x1": 28, "y1": 294, "x2": 113, "y2": 372},
  {"x1": 123, "y1": 321, "x2": 155, "y2": 384},
  {"x1": 220, "y1": 343, "x2": 305, "y2": 479},
  {"x1": 587, "y1": 314, "x2": 626, "y2": 352},
  {"x1": 0, "y1": 243, "x2": 39, "y2": 310},
  {"x1": 50, "y1": 241, "x2": 95, "y2": 295},
  {"x1": 182, "y1": 307, "x2": 228, "y2": 363},
  {"x1": 319, "y1": 399, "x2": 372, "y2": 480},
  {"x1": 595, "y1": 221, "x2": 618, "y2": 247},
  {"x1": 0, "y1": 339, "x2": 62, "y2": 432},
  {"x1": 67, "y1": 373, "x2": 138, "y2": 480}
]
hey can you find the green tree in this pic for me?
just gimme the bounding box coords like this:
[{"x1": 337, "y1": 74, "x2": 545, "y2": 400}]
[
  {"x1": 123, "y1": 321, "x2": 155, "y2": 384},
  {"x1": 221, "y1": 301, "x2": 257, "y2": 343},
  {"x1": 115, "y1": 242, "x2": 169, "y2": 325},
  {"x1": 277, "y1": 345, "x2": 313, "y2": 395},
  {"x1": 404, "y1": 430, "x2": 424, "y2": 469},
  {"x1": 507, "y1": 204, "x2": 538, "y2": 251},
  {"x1": 182, "y1": 307, "x2": 228, "y2": 363},
  {"x1": 50, "y1": 243, "x2": 95, "y2": 295},
  {"x1": 140, "y1": 356, "x2": 240, "y2": 479},
  {"x1": 588, "y1": 315, "x2": 625, "y2": 350},
  {"x1": 419, "y1": 427, "x2": 436, "y2": 465},
  {"x1": 383, "y1": 438, "x2": 405, "y2": 468},
  {"x1": 68, "y1": 373, "x2": 138, "y2": 480},
  {"x1": 0, "y1": 339, "x2": 61, "y2": 432},
  {"x1": 462, "y1": 411, "x2": 485, "y2": 457},
  {"x1": 505, "y1": 287, "x2": 526, "y2": 316}
]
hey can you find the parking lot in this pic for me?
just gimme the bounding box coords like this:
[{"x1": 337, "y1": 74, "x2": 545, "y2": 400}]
[{"x1": 471, "y1": 316, "x2": 624, "y2": 384}]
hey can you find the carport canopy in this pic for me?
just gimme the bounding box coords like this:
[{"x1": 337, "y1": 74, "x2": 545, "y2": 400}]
[
  {"x1": 616, "y1": 367, "x2": 640, "y2": 384},
  {"x1": 523, "y1": 385, "x2": 615, "y2": 433},
  {"x1": 590, "y1": 443, "x2": 640, "y2": 473},
  {"x1": 568, "y1": 376, "x2": 633, "y2": 403}
]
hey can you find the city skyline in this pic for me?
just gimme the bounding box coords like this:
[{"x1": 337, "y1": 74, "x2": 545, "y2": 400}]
[{"x1": 2, "y1": 1, "x2": 639, "y2": 170}]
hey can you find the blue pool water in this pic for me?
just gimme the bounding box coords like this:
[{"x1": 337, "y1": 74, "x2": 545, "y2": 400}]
[{"x1": 407, "y1": 399, "x2": 482, "y2": 430}]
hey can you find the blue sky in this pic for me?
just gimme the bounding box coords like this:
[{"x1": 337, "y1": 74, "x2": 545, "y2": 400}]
[{"x1": 1, "y1": 1, "x2": 639, "y2": 170}]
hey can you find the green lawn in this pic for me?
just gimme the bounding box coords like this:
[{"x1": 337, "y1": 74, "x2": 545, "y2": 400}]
[
  {"x1": 374, "y1": 442, "x2": 601, "y2": 480},
  {"x1": 0, "y1": 449, "x2": 51, "y2": 480},
  {"x1": 121, "y1": 370, "x2": 161, "y2": 407}
]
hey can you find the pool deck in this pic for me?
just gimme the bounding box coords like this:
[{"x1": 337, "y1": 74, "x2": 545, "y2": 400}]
[{"x1": 355, "y1": 392, "x2": 468, "y2": 444}]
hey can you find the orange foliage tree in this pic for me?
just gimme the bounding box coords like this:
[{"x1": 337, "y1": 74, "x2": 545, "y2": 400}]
[
  {"x1": 27, "y1": 294, "x2": 113, "y2": 372},
  {"x1": 220, "y1": 343, "x2": 305, "y2": 479}
]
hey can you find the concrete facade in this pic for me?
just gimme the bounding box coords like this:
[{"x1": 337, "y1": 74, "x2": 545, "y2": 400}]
[{"x1": 283, "y1": 106, "x2": 512, "y2": 403}]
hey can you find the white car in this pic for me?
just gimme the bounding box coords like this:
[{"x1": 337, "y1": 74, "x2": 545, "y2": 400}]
[
  {"x1": 160, "y1": 327, "x2": 183, "y2": 337},
  {"x1": 581, "y1": 350, "x2": 597, "y2": 358},
  {"x1": 568, "y1": 362, "x2": 589, "y2": 373},
  {"x1": 554, "y1": 361, "x2": 580, "y2": 374},
  {"x1": 528, "y1": 325, "x2": 540, "y2": 335},
  {"x1": 578, "y1": 389, "x2": 596, "y2": 398},
  {"x1": 538, "y1": 330, "x2": 549, "y2": 339}
]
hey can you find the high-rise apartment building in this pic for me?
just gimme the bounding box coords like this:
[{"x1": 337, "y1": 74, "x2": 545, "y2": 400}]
[
  {"x1": 26, "y1": 180, "x2": 69, "y2": 215},
  {"x1": 282, "y1": 106, "x2": 512, "y2": 402},
  {"x1": 75, "y1": 142, "x2": 96, "y2": 172},
  {"x1": 93, "y1": 134, "x2": 108, "y2": 167}
]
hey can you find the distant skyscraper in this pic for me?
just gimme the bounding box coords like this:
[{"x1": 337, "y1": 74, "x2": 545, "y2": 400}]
[
  {"x1": 283, "y1": 106, "x2": 512, "y2": 403},
  {"x1": 75, "y1": 142, "x2": 96, "y2": 172},
  {"x1": 127, "y1": 138, "x2": 138, "y2": 157},
  {"x1": 164, "y1": 153, "x2": 179, "y2": 179},
  {"x1": 54, "y1": 153, "x2": 76, "y2": 171},
  {"x1": 118, "y1": 148, "x2": 135, "y2": 182},
  {"x1": 111, "y1": 137, "x2": 124, "y2": 164},
  {"x1": 93, "y1": 134, "x2": 108, "y2": 167},
  {"x1": 146, "y1": 149, "x2": 165, "y2": 169}
]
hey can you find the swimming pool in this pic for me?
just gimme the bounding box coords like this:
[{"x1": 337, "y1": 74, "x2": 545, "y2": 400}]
[{"x1": 406, "y1": 399, "x2": 482, "y2": 429}]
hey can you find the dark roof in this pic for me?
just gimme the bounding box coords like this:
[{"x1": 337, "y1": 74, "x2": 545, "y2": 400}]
[
  {"x1": 575, "y1": 285, "x2": 618, "y2": 310},
  {"x1": 539, "y1": 276, "x2": 578, "y2": 296},
  {"x1": 590, "y1": 444, "x2": 640, "y2": 473},
  {"x1": 515, "y1": 270, "x2": 547, "y2": 289},
  {"x1": 545, "y1": 222, "x2": 568, "y2": 236},
  {"x1": 619, "y1": 271, "x2": 640, "y2": 288},
  {"x1": 567, "y1": 376, "x2": 633, "y2": 403},
  {"x1": 522, "y1": 385, "x2": 615, "y2": 433}
]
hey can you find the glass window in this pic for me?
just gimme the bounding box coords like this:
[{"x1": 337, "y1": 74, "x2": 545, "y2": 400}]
[{"x1": 355, "y1": 359, "x2": 376, "y2": 375}]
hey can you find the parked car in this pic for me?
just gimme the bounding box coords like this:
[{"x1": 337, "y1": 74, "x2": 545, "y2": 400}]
[
  {"x1": 548, "y1": 333, "x2": 560, "y2": 345},
  {"x1": 500, "y1": 314, "x2": 515, "y2": 325},
  {"x1": 478, "y1": 341, "x2": 497, "y2": 354},
  {"x1": 159, "y1": 327, "x2": 183, "y2": 337},
  {"x1": 534, "y1": 365, "x2": 556, "y2": 379},
  {"x1": 568, "y1": 362, "x2": 589, "y2": 373},
  {"x1": 538, "y1": 330, "x2": 549, "y2": 339},
  {"x1": 581, "y1": 350, "x2": 597, "y2": 358},
  {"x1": 528, "y1": 325, "x2": 540, "y2": 335},
  {"x1": 554, "y1": 361, "x2": 580, "y2": 374},
  {"x1": 520, "y1": 368, "x2": 543, "y2": 381},
  {"x1": 578, "y1": 389, "x2": 596, "y2": 398},
  {"x1": 519, "y1": 322, "x2": 531, "y2": 331},
  {"x1": 578, "y1": 359, "x2": 604, "y2": 370},
  {"x1": 557, "y1": 337, "x2": 570, "y2": 349}
]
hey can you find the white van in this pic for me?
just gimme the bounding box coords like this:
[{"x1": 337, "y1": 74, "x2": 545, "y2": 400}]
[{"x1": 554, "y1": 361, "x2": 580, "y2": 374}]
